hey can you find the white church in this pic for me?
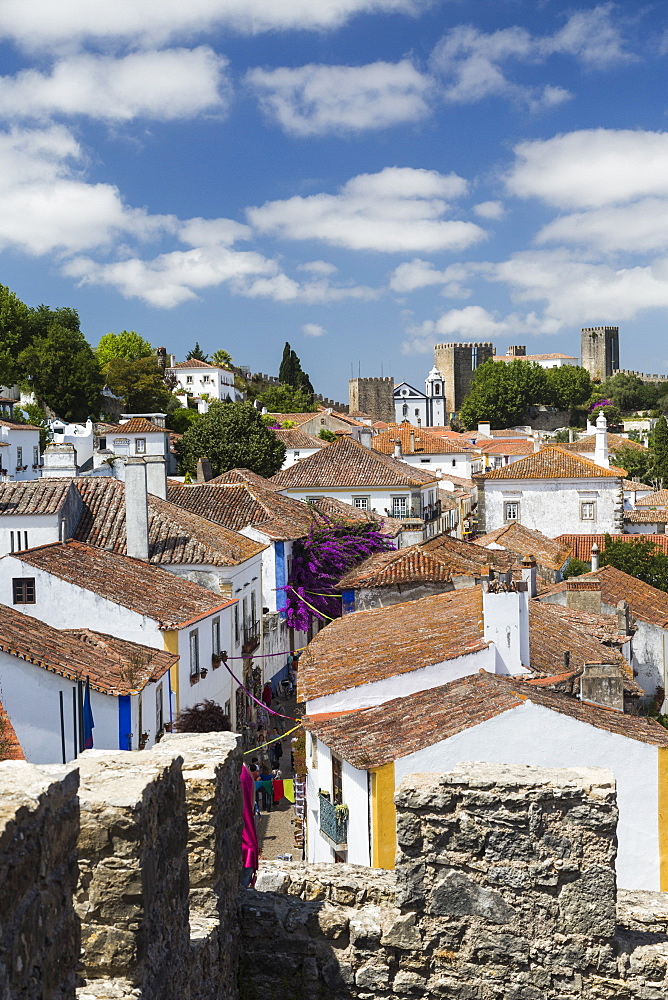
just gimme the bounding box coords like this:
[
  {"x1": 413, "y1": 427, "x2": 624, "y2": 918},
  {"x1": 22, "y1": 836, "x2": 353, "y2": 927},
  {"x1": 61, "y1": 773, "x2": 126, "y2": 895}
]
[{"x1": 393, "y1": 366, "x2": 447, "y2": 427}]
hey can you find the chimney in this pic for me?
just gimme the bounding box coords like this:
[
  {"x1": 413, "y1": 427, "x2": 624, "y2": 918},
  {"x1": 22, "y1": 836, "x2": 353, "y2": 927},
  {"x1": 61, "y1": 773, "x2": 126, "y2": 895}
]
[
  {"x1": 41, "y1": 443, "x2": 77, "y2": 479},
  {"x1": 483, "y1": 580, "x2": 531, "y2": 675},
  {"x1": 155, "y1": 346, "x2": 167, "y2": 373},
  {"x1": 591, "y1": 542, "x2": 599, "y2": 571},
  {"x1": 521, "y1": 554, "x2": 537, "y2": 599},
  {"x1": 409, "y1": 428, "x2": 415, "y2": 453},
  {"x1": 144, "y1": 454, "x2": 167, "y2": 499},
  {"x1": 125, "y1": 458, "x2": 149, "y2": 560},
  {"x1": 359, "y1": 426, "x2": 373, "y2": 449},
  {"x1": 568, "y1": 428, "x2": 575, "y2": 444},
  {"x1": 393, "y1": 439, "x2": 402, "y2": 459},
  {"x1": 565, "y1": 578, "x2": 601, "y2": 614},
  {"x1": 594, "y1": 412, "x2": 609, "y2": 468},
  {"x1": 477, "y1": 421, "x2": 491, "y2": 438},
  {"x1": 580, "y1": 662, "x2": 624, "y2": 712},
  {"x1": 616, "y1": 600, "x2": 631, "y2": 636},
  {"x1": 197, "y1": 456, "x2": 213, "y2": 483},
  {"x1": 533, "y1": 432, "x2": 541, "y2": 453}
]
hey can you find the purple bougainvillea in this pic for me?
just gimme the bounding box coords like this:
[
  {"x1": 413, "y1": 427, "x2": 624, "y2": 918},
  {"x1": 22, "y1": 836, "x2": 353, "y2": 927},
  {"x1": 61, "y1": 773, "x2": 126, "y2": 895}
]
[{"x1": 278, "y1": 519, "x2": 393, "y2": 630}]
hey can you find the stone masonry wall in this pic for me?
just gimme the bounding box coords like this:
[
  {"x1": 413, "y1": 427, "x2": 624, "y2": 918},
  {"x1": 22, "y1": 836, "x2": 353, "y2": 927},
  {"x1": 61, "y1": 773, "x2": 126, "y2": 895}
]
[
  {"x1": 3, "y1": 752, "x2": 668, "y2": 1000},
  {"x1": 0, "y1": 760, "x2": 79, "y2": 1000},
  {"x1": 433, "y1": 342, "x2": 494, "y2": 412},
  {"x1": 348, "y1": 378, "x2": 395, "y2": 423}
]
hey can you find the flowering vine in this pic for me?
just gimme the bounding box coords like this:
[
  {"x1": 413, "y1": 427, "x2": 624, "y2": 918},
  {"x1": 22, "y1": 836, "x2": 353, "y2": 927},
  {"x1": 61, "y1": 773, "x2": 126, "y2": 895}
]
[{"x1": 279, "y1": 520, "x2": 393, "y2": 630}]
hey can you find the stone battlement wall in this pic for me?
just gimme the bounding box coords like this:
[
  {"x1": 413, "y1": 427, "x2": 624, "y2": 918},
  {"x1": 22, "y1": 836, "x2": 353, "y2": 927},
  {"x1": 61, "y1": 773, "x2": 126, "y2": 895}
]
[
  {"x1": 614, "y1": 368, "x2": 668, "y2": 384},
  {"x1": 2, "y1": 748, "x2": 668, "y2": 999}
]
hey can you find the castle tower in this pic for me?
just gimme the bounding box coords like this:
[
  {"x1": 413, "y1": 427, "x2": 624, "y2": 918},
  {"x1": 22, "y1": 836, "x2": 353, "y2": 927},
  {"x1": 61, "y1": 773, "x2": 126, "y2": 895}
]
[
  {"x1": 581, "y1": 327, "x2": 619, "y2": 380},
  {"x1": 433, "y1": 342, "x2": 494, "y2": 413},
  {"x1": 348, "y1": 377, "x2": 395, "y2": 423}
]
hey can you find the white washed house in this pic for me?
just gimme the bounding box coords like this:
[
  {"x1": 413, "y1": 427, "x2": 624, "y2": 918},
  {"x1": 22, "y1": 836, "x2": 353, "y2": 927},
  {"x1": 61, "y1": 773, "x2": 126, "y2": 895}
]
[
  {"x1": 371, "y1": 422, "x2": 483, "y2": 479},
  {"x1": 0, "y1": 419, "x2": 41, "y2": 482},
  {"x1": 166, "y1": 359, "x2": 243, "y2": 411},
  {"x1": 93, "y1": 417, "x2": 170, "y2": 470}
]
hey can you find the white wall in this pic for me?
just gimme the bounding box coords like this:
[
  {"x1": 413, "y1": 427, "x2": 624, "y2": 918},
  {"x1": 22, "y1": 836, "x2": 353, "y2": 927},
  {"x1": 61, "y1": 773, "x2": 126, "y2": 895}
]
[
  {"x1": 279, "y1": 484, "x2": 435, "y2": 520},
  {"x1": 342, "y1": 758, "x2": 370, "y2": 866},
  {"x1": 400, "y1": 452, "x2": 482, "y2": 479},
  {"x1": 393, "y1": 700, "x2": 659, "y2": 891},
  {"x1": 309, "y1": 739, "x2": 333, "y2": 862},
  {"x1": 280, "y1": 447, "x2": 321, "y2": 470},
  {"x1": 0, "y1": 426, "x2": 41, "y2": 482},
  {"x1": 481, "y1": 478, "x2": 621, "y2": 538},
  {"x1": 0, "y1": 513, "x2": 63, "y2": 557},
  {"x1": 306, "y1": 644, "x2": 497, "y2": 715}
]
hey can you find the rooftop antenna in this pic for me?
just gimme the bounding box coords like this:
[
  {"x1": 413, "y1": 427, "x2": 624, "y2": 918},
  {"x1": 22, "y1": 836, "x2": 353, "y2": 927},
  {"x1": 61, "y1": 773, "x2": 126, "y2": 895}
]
[
  {"x1": 350, "y1": 362, "x2": 354, "y2": 377},
  {"x1": 358, "y1": 361, "x2": 361, "y2": 377},
  {"x1": 381, "y1": 362, "x2": 384, "y2": 377}
]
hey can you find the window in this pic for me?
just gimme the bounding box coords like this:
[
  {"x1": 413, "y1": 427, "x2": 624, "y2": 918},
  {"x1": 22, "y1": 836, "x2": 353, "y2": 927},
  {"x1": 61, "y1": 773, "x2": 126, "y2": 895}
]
[
  {"x1": 251, "y1": 591, "x2": 257, "y2": 628},
  {"x1": 242, "y1": 596, "x2": 248, "y2": 633},
  {"x1": 580, "y1": 501, "x2": 596, "y2": 520},
  {"x1": 452, "y1": 460, "x2": 456, "y2": 467},
  {"x1": 156, "y1": 683, "x2": 163, "y2": 734},
  {"x1": 471, "y1": 346, "x2": 478, "y2": 370},
  {"x1": 402, "y1": 404, "x2": 408, "y2": 417},
  {"x1": 352, "y1": 496, "x2": 369, "y2": 509},
  {"x1": 13, "y1": 578, "x2": 35, "y2": 604},
  {"x1": 202, "y1": 375, "x2": 210, "y2": 383},
  {"x1": 16, "y1": 447, "x2": 22, "y2": 467},
  {"x1": 306, "y1": 497, "x2": 319, "y2": 504},
  {"x1": 33, "y1": 446, "x2": 39, "y2": 466},
  {"x1": 186, "y1": 375, "x2": 193, "y2": 384},
  {"x1": 10, "y1": 531, "x2": 28, "y2": 553},
  {"x1": 504, "y1": 501, "x2": 520, "y2": 522},
  {"x1": 420, "y1": 458, "x2": 431, "y2": 463},
  {"x1": 392, "y1": 496, "x2": 408, "y2": 518},
  {"x1": 234, "y1": 604, "x2": 240, "y2": 643},
  {"x1": 293, "y1": 451, "x2": 300, "y2": 459},
  {"x1": 135, "y1": 438, "x2": 146, "y2": 455},
  {"x1": 332, "y1": 755, "x2": 343, "y2": 805},
  {"x1": 189, "y1": 630, "x2": 199, "y2": 678},
  {"x1": 435, "y1": 383, "x2": 441, "y2": 395},
  {"x1": 212, "y1": 616, "x2": 221, "y2": 656},
  {"x1": 98, "y1": 436, "x2": 107, "y2": 450}
]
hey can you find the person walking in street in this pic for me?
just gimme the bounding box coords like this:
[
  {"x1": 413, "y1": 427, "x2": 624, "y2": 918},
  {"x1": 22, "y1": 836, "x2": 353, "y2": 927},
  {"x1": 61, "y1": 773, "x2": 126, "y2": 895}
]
[{"x1": 270, "y1": 727, "x2": 283, "y2": 770}]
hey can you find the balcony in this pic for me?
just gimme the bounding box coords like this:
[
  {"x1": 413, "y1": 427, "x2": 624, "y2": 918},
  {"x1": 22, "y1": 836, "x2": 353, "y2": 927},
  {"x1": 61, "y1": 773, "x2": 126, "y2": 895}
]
[
  {"x1": 242, "y1": 619, "x2": 260, "y2": 652},
  {"x1": 319, "y1": 792, "x2": 348, "y2": 850},
  {"x1": 421, "y1": 500, "x2": 442, "y2": 523}
]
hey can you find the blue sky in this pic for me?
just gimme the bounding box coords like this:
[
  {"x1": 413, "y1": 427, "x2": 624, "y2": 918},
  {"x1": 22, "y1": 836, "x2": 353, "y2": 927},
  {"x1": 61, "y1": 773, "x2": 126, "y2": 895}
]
[{"x1": 0, "y1": 1, "x2": 666, "y2": 399}]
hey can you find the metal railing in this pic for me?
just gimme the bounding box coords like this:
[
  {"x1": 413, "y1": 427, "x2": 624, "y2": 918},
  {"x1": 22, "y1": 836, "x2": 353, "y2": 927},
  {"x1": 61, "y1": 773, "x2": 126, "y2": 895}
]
[
  {"x1": 319, "y1": 792, "x2": 348, "y2": 848},
  {"x1": 421, "y1": 500, "x2": 442, "y2": 522}
]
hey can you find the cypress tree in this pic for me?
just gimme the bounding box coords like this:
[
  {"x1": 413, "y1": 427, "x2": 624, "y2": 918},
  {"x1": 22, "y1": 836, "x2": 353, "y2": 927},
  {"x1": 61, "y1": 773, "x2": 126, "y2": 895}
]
[{"x1": 652, "y1": 416, "x2": 668, "y2": 485}]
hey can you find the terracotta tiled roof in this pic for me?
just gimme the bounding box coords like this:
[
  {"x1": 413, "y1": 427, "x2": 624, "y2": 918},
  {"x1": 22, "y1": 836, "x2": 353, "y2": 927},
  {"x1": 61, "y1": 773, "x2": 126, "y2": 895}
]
[
  {"x1": 73, "y1": 477, "x2": 264, "y2": 566},
  {"x1": 298, "y1": 588, "x2": 487, "y2": 702},
  {"x1": 421, "y1": 533, "x2": 507, "y2": 575},
  {"x1": 475, "y1": 445, "x2": 626, "y2": 480},
  {"x1": 0, "y1": 602, "x2": 176, "y2": 696},
  {"x1": 169, "y1": 359, "x2": 218, "y2": 369},
  {"x1": 474, "y1": 523, "x2": 571, "y2": 572},
  {"x1": 635, "y1": 490, "x2": 668, "y2": 507},
  {"x1": 0, "y1": 419, "x2": 41, "y2": 431},
  {"x1": 338, "y1": 545, "x2": 454, "y2": 588},
  {"x1": 307, "y1": 496, "x2": 402, "y2": 537},
  {"x1": 625, "y1": 510, "x2": 668, "y2": 523},
  {"x1": 271, "y1": 436, "x2": 439, "y2": 489},
  {"x1": 273, "y1": 428, "x2": 326, "y2": 450},
  {"x1": 561, "y1": 434, "x2": 648, "y2": 454},
  {"x1": 557, "y1": 533, "x2": 668, "y2": 560},
  {"x1": 438, "y1": 474, "x2": 476, "y2": 491},
  {"x1": 207, "y1": 468, "x2": 281, "y2": 490},
  {"x1": 167, "y1": 480, "x2": 319, "y2": 540},
  {"x1": 305, "y1": 670, "x2": 668, "y2": 769},
  {"x1": 0, "y1": 478, "x2": 72, "y2": 515},
  {"x1": 497, "y1": 352, "x2": 578, "y2": 361},
  {"x1": 103, "y1": 417, "x2": 168, "y2": 434},
  {"x1": 528, "y1": 601, "x2": 637, "y2": 689},
  {"x1": 266, "y1": 412, "x2": 316, "y2": 426},
  {"x1": 480, "y1": 440, "x2": 534, "y2": 456},
  {"x1": 372, "y1": 423, "x2": 476, "y2": 456},
  {"x1": 539, "y1": 564, "x2": 668, "y2": 628},
  {"x1": 463, "y1": 428, "x2": 532, "y2": 440},
  {"x1": 0, "y1": 699, "x2": 24, "y2": 761},
  {"x1": 622, "y1": 480, "x2": 654, "y2": 492},
  {"x1": 14, "y1": 540, "x2": 234, "y2": 628}
]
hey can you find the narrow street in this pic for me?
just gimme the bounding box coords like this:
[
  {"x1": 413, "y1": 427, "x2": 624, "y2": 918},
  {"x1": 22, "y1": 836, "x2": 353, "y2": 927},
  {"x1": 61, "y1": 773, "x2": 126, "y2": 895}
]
[{"x1": 252, "y1": 692, "x2": 302, "y2": 860}]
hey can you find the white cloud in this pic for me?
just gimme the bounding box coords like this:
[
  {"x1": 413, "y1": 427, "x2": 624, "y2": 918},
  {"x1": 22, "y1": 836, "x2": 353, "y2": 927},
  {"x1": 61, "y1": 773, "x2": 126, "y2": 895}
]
[
  {"x1": 179, "y1": 216, "x2": 251, "y2": 247},
  {"x1": 64, "y1": 245, "x2": 379, "y2": 307},
  {"x1": 246, "y1": 59, "x2": 430, "y2": 136},
  {"x1": 507, "y1": 129, "x2": 668, "y2": 210},
  {"x1": 298, "y1": 260, "x2": 338, "y2": 275},
  {"x1": 0, "y1": 48, "x2": 229, "y2": 122},
  {"x1": 401, "y1": 301, "x2": 562, "y2": 354},
  {"x1": 0, "y1": 125, "x2": 175, "y2": 255},
  {"x1": 302, "y1": 322, "x2": 327, "y2": 336},
  {"x1": 536, "y1": 198, "x2": 668, "y2": 254},
  {"x1": 0, "y1": 0, "x2": 426, "y2": 49},
  {"x1": 247, "y1": 166, "x2": 484, "y2": 253},
  {"x1": 431, "y1": 6, "x2": 629, "y2": 109},
  {"x1": 473, "y1": 200, "x2": 505, "y2": 220}
]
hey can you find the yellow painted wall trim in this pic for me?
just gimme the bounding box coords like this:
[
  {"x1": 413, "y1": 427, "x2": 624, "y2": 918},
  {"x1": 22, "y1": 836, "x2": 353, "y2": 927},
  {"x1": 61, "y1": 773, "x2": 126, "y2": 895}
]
[
  {"x1": 659, "y1": 747, "x2": 668, "y2": 890},
  {"x1": 371, "y1": 762, "x2": 396, "y2": 869},
  {"x1": 163, "y1": 629, "x2": 180, "y2": 716}
]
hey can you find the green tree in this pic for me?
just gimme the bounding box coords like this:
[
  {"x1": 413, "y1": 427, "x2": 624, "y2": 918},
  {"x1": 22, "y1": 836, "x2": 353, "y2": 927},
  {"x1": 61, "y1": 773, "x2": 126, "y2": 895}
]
[
  {"x1": 12, "y1": 403, "x2": 51, "y2": 449},
  {"x1": 177, "y1": 401, "x2": 286, "y2": 478},
  {"x1": 278, "y1": 342, "x2": 314, "y2": 400},
  {"x1": 600, "y1": 535, "x2": 668, "y2": 592},
  {"x1": 545, "y1": 366, "x2": 593, "y2": 409},
  {"x1": 97, "y1": 330, "x2": 152, "y2": 367},
  {"x1": 18, "y1": 324, "x2": 103, "y2": 422},
  {"x1": 167, "y1": 407, "x2": 201, "y2": 434},
  {"x1": 186, "y1": 342, "x2": 209, "y2": 362},
  {"x1": 257, "y1": 384, "x2": 317, "y2": 413},
  {"x1": 652, "y1": 416, "x2": 668, "y2": 485},
  {"x1": 0, "y1": 284, "x2": 32, "y2": 385},
  {"x1": 612, "y1": 445, "x2": 652, "y2": 482},
  {"x1": 318, "y1": 428, "x2": 338, "y2": 442},
  {"x1": 459, "y1": 359, "x2": 551, "y2": 429},
  {"x1": 589, "y1": 402, "x2": 623, "y2": 428},
  {"x1": 103, "y1": 356, "x2": 174, "y2": 413},
  {"x1": 562, "y1": 557, "x2": 590, "y2": 578}
]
